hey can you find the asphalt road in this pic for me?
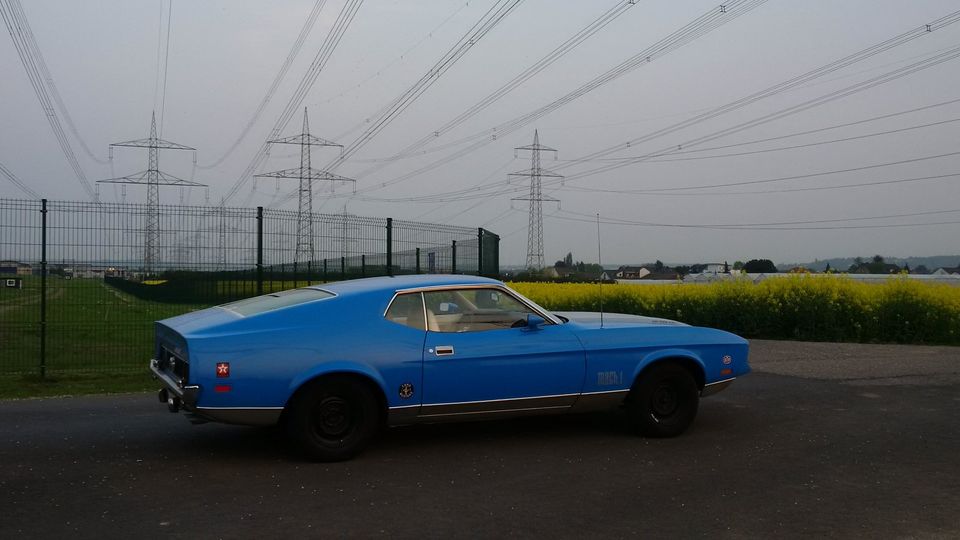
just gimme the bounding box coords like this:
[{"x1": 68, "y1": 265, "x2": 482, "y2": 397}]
[{"x1": 1, "y1": 340, "x2": 958, "y2": 539}]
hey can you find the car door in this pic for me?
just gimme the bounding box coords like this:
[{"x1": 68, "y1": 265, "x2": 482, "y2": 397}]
[{"x1": 419, "y1": 286, "x2": 586, "y2": 418}]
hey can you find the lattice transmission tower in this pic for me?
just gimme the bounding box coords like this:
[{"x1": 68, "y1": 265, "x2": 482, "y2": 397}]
[
  {"x1": 256, "y1": 109, "x2": 355, "y2": 271},
  {"x1": 511, "y1": 130, "x2": 562, "y2": 270},
  {"x1": 98, "y1": 112, "x2": 205, "y2": 273}
]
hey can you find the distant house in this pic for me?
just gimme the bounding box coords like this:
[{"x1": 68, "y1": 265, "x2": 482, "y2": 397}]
[
  {"x1": 543, "y1": 267, "x2": 604, "y2": 280},
  {"x1": 0, "y1": 261, "x2": 32, "y2": 276},
  {"x1": 640, "y1": 272, "x2": 680, "y2": 281},
  {"x1": 933, "y1": 266, "x2": 960, "y2": 276},
  {"x1": 615, "y1": 266, "x2": 651, "y2": 279},
  {"x1": 849, "y1": 262, "x2": 902, "y2": 274}
]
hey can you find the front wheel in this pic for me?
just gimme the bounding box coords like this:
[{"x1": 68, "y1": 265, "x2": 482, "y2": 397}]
[
  {"x1": 285, "y1": 376, "x2": 380, "y2": 461},
  {"x1": 626, "y1": 363, "x2": 699, "y2": 437}
]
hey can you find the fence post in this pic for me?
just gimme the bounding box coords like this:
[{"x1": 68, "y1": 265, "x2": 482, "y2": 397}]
[
  {"x1": 341, "y1": 256, "x2": 345, "y2": 280},
  {"x1": 39, "y1": 199, "x2": 48, "y2": 378},
  {"x1": 477, "y1": 228, "x2": 484, "y2": 276},
  {"x1": 386, "y1": 218, "x2": 393, "y2": 277},
  {"x1": 256, "y1": 207, "x2": 264, "y2": 296},
  {"x1": 451, "y1": 240, "x2": 457, "y2": 274},
  {"x1": 323, "y1": 259, "x2": 328, "y2": 281},
  {"x1": 361, "y1": 254, "x2": 366, "y2": 277},
  {"x1": 415, "y1": 247, "x2": 421, "y2": 274}
]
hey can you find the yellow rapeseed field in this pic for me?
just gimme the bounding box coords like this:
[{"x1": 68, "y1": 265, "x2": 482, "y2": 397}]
[{"x1": 510, "y1": 276, "x2": 960, "y2": 344}]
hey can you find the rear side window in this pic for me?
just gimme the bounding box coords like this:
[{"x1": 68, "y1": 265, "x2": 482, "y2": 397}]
[
  {"x1": 385, "y1": 293, "x2": 426, "y2": 330},
  {"x1": 221, "y1": 288, "x2": 334, "y2": 316}
]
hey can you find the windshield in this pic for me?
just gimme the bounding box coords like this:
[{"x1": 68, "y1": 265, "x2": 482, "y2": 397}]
[{"x1": 501, "y1": 285, "x2": 561, "y2": 324}]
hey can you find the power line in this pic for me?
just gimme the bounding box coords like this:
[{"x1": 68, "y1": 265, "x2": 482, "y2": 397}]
[
  {"x1": 555, "y1": 15, "x2": 960, "y2": 185},
  {"x1": 559, "y1": 47, "x2": 960, "y2": 187},
  {"x1": 613, "y1": 96, "x2": 960, "y2": 158},
  {"x1": 343, "y1": 0, "x2": 769, "y2": 198},
  {"x1": 322, "y1": 0, "x2": 474, "y2": 141},
  {"x1": 324, "y1": 0, "x2": 526, "y2": 171},
  {"x1": 6, "y1": 0, "x2": 109, "y2": 164},
  {"x1": 198, "y1": 0, "x2": 329, "y2": 169},
  {"x1": 158, "y1": 0, "x2": 173, "y2": 138},
  {"x1": 354, "y1": 91, "x2": 960, "y2": 204},
  {"x1": 272, "y1": 0, "x2": 531, "y2": 208},
  {"x1": 342, "y1": 16, "x2": 960, "y2": 209},
  {"x1": 153, "y1": 0, "x2": 164, "y2": 110},
  {"x1": 698, "y1": 171, "x2": 960, "y2": 196},
  {"x1": 555, "y1": 9, "x2": 960, "y2": 177},
  {"x1": 563, "y1": 150, "x2": 960, "y2": 193},
  {"x1": 414, "y1": 156, "x2": 516, "y2": 221},
  {"x1": 560, "y1": 207, "x2": 960, "y2": 227},
  {"x1": 546, "y1": 208, "x2": 960, "y2": 231},
  {"x1": 220, "y1": 0, "x2": 365, "y2": 204},
  {"x1": 351, "y1": 0, "x2": 640, "y2": 180},
  {"x1": 561, "y1": 116, "x2": 960, "y2": 164},
  {"x1": 0, "y1": 160, "x2": 41, "y2": 198},
  {"x1": 335, "y1": 138, "x2": 960, "y2": 205},
  {"x1": 0, "y1": 0, "x2": 96, "y2": 199}
]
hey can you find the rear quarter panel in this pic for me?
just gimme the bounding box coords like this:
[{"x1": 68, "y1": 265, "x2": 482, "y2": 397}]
[{"x1": 181, "y1": 289, "x2": 424, "y2": 410}]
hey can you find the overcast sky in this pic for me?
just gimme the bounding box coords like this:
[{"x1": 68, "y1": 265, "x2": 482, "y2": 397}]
[{"x1": 2, "y1": 0, "x2": 960, "y2": 266}]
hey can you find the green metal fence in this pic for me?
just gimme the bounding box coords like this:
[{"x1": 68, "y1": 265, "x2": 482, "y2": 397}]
[{"x1": 0, "y1": 198, "x2": 500, "y2": 376}]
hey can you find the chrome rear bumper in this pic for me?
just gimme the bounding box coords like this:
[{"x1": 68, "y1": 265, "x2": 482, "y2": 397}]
[
  {"x1": 149, "y1": 359, "x2": 281, "y2": 426},
  {"x1": 150, "y1": 358, "x2": 199, "y2": 408}
]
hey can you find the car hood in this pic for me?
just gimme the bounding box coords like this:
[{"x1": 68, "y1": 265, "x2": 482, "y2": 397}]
[{"x1": 553, "y1": 311, "x2": 688, "y2": 327}]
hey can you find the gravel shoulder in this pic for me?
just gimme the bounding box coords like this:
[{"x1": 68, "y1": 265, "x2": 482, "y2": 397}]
[{"x1": 749, "y1": 338, "x2": 960, "y2": 384}]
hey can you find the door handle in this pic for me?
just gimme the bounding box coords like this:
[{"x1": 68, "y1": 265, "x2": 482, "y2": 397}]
[{"x1": 433, "y1": 345, "x2": 455, "y2": 356}]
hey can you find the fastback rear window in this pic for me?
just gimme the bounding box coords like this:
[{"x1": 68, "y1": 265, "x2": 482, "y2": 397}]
[{"x1": 220, "y1": 288, "x2": 334, "y2": 316}]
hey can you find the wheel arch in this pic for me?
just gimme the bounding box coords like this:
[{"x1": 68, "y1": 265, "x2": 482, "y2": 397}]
[
  {"x1": 631, "y1": 350, "x2": 706, "y2": 391},
  {"x1": 283, "y1": 362, "x2": 389, "y2": 422}
]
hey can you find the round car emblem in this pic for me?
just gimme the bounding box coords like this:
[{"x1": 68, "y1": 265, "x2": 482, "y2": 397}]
[
  {"x1": 399, "y1": 383, "x2": 414, "y2": 399},
  {"x1": 722, "y1": 355, "x2": 732, "y2": 365}
]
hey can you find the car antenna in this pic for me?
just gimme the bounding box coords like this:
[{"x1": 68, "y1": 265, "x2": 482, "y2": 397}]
[{"x1": 596, "y1": 212, "x2": 604, "y2": 329}]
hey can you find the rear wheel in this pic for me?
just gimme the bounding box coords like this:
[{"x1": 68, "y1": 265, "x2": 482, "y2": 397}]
[
  {"x1": 285, "y1": 376, "x2": 380, "y2": 461},
  {"x1": 626, "y1": 363, "x2": 699, "y2": 437}
]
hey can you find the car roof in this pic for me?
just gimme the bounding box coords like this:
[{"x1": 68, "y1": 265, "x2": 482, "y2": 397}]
[{"x1": 309, "y1": 274, "x2": 502, "y2": 296}]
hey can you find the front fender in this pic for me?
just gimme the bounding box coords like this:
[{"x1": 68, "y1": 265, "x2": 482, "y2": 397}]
[
  {"x1": 633, "y1": 348, "x2": 706, "y2": 383},
  {"x1": 287, "y1": 360, "x2": 389, "y2": 402}
]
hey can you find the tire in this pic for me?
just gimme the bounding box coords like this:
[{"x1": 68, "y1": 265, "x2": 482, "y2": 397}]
[
  {"x1": 285, "y1": 376, "x2": 381, "y2": 461},
  {"x1": 626, "y1": 363, "x2": 699, "y2": 438}
]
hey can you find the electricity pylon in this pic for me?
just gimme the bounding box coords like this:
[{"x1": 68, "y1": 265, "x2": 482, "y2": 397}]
[
  {"x1": 511, "y1": 130, "x2": 562, "y2": 270},
  {"x1": 98, "y1": 112, "x2": 204, "y2": 273},
  {"x1": 256, "y1": 108, "x2": 355, "y2": 270}
]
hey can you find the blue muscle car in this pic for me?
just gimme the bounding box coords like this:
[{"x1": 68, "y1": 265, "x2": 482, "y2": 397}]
[{"x1": 151, "y1": 275, "x2": 750, "y2": 461}]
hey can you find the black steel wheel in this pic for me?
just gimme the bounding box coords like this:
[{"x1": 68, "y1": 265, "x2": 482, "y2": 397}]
[
  {"x1": 626, "y1": 363, "x2": 699, "y2": 438},
  {"x1": 286, "y1": 376, "x2": 380, "y2": 462}
]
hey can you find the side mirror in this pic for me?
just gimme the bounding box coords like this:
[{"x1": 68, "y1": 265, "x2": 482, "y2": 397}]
[{"x1": 524, "y1": 314, "x2": 545, "y2": 330}]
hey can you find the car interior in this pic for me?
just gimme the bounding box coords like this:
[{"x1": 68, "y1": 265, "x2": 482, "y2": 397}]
[{"x1": 386, "y1": 288, "x2": 541, "y2": 333}]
